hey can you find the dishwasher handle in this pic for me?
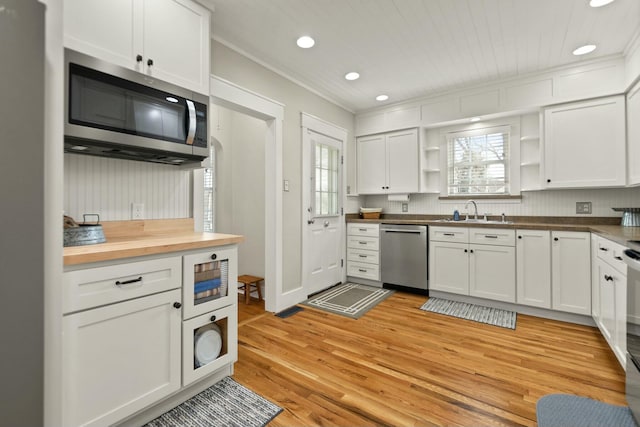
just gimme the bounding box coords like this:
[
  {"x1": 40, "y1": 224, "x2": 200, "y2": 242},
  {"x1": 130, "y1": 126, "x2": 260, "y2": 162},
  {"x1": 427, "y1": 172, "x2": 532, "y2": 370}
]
[{"x1": 382, "y1": 229, "x2": 423, "y2": 234}]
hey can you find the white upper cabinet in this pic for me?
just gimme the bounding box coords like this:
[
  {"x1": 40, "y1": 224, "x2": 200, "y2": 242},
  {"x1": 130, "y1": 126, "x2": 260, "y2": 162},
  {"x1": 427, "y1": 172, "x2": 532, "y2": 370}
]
[
  {"x1": 543, "y1": 96, "x2": 626, "y2": 188},
  {"x1": 628, "y1": 80, "x2": 640, "y2": 186},
  {"x1": 64, "y1": 0, "x2": 211, "y2": 95},
  {"x1": 356, "y1": 134, "x2": 386, "y2": 194},
  {"x1": 357, "y1": 128, "x2": 419, "y2": 194}
]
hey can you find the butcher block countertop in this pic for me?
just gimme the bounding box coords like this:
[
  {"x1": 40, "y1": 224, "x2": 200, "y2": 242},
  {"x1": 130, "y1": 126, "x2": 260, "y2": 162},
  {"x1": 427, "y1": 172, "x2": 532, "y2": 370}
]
[
  {"x1": 64, "y1": 219, "x2": 244, "y2": 266},
  {"x1": 347, "y1": 214, "x2": 640, "y2": 250}
]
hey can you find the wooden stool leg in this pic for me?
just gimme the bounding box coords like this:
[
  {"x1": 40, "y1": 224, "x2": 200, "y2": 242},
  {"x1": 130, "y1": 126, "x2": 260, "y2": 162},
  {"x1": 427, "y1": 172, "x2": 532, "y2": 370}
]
[
  {"x1": 244, "y1": 282, "x2": 250, "y2": 304},
  {"x1": 256, "y1": 280, "x2": 263, "y2": 301}
]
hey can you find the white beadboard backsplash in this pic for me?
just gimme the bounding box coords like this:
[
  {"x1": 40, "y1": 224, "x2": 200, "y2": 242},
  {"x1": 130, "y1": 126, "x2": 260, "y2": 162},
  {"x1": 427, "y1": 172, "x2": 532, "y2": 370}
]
[
  {"x1": 356, "y1": 187, "x2": 640, "y2": 218},
  {"x1": 64, "y1": 153, "x2": 192, "y2": 221}
]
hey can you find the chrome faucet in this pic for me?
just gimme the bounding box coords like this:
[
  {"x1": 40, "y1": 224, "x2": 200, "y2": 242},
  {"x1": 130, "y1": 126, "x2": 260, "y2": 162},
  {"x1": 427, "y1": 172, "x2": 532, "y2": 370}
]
[{"x1": 464, "y1": 200, "x2": 478, "y2": 220}]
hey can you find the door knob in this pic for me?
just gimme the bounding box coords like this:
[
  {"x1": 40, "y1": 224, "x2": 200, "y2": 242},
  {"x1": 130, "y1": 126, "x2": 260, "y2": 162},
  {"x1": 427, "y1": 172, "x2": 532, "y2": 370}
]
[
  {"x1": 324, "y1": 221, "x2": 330, "y2": 227},
  {"x1": 308, "y1": 219, "x2": 315, "y2": 224}
]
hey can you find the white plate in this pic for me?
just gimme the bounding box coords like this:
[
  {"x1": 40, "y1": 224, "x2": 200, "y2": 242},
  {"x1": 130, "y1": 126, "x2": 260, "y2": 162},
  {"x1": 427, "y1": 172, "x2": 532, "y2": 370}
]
[{"x1": 194, "y1": 324, "x2": 222, "y2": 367}]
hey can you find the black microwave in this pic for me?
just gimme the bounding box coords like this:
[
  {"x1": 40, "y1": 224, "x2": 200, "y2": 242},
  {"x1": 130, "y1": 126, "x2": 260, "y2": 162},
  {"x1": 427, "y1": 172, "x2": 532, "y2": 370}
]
[{"x1": 64, "y1": 49, "x2": 209, "y2": 165}]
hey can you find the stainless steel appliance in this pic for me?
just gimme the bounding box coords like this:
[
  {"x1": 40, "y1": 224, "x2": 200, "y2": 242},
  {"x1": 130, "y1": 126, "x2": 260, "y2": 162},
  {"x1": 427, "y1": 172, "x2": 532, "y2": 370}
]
[
  {"x1": 64, "y1": 49, "x2": 209, "y2": 165},
  {"x1": 624, "y1": 245, "x2": 640, "y2": 425},
  {"x1": 380, "y1": 224, "x2": 428, "y2": 292}
]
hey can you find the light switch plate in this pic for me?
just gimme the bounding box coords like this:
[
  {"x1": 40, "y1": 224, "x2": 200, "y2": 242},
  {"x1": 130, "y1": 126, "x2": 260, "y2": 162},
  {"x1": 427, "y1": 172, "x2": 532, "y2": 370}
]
[
  {"x1": 283, "y1": 180, "x2": 289, "y2": 192},
  {"x1": 402, "y1": 203, "x2": 408, "y2": 212},
  {"x1": 576, "y1": 201, "x2": 592, "y2": 214}
]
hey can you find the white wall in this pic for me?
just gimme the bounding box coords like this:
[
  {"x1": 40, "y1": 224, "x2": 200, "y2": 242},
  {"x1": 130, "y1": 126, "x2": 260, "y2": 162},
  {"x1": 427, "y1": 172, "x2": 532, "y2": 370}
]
[
  {"x1": 213, "y1": 105, "x2": 266, "y2": 278},
  {"x1": 63, "y1": 153, "x2": 192, "y2": 221},
  {"x1": 211, "y1": 40, "x2": 355, "y2": 293}
]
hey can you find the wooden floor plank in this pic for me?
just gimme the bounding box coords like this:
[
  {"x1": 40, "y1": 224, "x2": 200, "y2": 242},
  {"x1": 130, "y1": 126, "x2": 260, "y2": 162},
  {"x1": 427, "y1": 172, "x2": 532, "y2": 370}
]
[{"x1": 233, "y1": 292, "x2": 626, "y2": 426}]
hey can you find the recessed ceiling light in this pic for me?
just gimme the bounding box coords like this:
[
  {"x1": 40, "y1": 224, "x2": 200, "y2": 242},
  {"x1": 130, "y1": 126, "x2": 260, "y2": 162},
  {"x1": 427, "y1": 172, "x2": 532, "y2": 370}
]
[
  {"x1": 345, "y1": 72, "x2": 360, "y2": 81},
  {"x1": 573, "y1": 44, "x2": 596, "y2": 56},
  {"x1": 376, "y1": 95, "x2": 389, "y2": 101},
  {"x1": 589, "y1": 0, "x2": 615, "y2": 7},
  {"x1": 470, "y1": 117, "x2": 481, "y2": 122},
  {"x1": 296, "y1": 36, "x2": 315, "y2": 49}
]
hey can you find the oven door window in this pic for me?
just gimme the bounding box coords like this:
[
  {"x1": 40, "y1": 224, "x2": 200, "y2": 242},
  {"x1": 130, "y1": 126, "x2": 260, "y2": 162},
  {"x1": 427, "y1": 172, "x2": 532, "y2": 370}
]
[{"x1": 69, "y1": 63, "x2": 188, "y2": 144}]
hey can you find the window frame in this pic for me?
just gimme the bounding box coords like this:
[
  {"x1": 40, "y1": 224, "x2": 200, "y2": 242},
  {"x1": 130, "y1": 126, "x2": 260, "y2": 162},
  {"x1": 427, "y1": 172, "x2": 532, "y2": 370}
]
[{"x1": 438, "y1": 117, "x2": 521, "y2": 198}]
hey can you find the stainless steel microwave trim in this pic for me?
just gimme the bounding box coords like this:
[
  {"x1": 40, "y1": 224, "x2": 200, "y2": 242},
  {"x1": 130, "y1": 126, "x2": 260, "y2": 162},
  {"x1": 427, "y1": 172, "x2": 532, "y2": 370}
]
[{"x1": 64, "y1": 49, "x2": 209, "y2": 165}]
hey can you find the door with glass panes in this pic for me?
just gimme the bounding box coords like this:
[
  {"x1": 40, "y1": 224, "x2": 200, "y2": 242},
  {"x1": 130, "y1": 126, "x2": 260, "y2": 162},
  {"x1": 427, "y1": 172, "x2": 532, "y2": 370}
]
[{"x1": 305, "y1": 130, "x2": 343, "y2": 295}]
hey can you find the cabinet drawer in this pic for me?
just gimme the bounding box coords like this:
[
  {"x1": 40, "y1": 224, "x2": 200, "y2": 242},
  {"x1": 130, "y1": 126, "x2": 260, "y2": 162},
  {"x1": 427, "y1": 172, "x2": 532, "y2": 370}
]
[
  {"x1": 596, "y1": 236, "x2": 628, "y2": 275},
  {"x1": 347, "y1": 236, "x2": 380, "y2": 251},
  {"x1": 63, "y1": 256, "x2": 182, "y2": 314},
  {"x1": 347, "y1": 248, "x2": 379, "y2": 265},
  {"x1": 469, "y1": 228, "x2": 515, "y2": 246},
  {"x1": 429, "y1": 226, "x2": 469, "y2": 243},
  {"x1": 347, "y1": 223, "x2": 380, "y2": 237},
  {"x1": 347, "y1": 261, "x2": 380, "y2": 281}
]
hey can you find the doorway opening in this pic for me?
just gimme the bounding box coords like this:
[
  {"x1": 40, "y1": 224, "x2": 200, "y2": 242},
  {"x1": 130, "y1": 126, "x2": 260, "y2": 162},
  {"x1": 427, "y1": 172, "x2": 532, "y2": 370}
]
[{"x1": 206, "y1": 76, "x2": 286, "y2": 313}]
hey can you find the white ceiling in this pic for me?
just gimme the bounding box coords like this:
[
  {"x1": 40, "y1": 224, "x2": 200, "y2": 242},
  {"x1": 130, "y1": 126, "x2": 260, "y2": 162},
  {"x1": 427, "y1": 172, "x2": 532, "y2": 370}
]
[{"x1": 204, "y1": 0, "x2": 640, "y2": 113}]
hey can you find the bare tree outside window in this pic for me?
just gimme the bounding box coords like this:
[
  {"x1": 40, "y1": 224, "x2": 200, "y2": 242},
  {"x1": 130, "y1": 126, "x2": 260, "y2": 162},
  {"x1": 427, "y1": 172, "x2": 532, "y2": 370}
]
[{"x1": 447, "y1": 128, "x2": 510, "y2": 195}]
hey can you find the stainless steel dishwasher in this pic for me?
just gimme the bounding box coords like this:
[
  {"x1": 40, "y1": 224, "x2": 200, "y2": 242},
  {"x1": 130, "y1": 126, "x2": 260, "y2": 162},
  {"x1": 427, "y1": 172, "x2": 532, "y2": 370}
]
[{"x1": 380, "y1": 224, "x2": 428, "y2": 292}]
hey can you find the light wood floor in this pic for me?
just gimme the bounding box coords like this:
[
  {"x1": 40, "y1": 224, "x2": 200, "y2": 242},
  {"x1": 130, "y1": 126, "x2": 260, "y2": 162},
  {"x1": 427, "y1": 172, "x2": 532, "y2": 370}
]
[{"x1": 234, "y1": 292, "x2": 626, "y2": 426}]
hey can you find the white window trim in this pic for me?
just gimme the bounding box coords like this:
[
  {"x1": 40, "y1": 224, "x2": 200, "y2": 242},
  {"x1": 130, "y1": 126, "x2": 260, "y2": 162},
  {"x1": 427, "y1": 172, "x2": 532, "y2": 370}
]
[{"x1": 438, "y1": 117, "x2": 521, "y2": 197}]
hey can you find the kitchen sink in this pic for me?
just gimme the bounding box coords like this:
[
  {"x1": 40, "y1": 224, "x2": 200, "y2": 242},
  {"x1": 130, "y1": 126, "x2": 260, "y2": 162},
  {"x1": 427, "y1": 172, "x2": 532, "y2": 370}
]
[{"x1": 434, "y1": 218, "x2": 514, "y2": 225}]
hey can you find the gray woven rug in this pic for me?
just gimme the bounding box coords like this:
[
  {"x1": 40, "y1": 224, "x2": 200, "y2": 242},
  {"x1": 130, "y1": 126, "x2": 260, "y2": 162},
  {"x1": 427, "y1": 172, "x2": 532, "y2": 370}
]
[
  {"x1": 420, "y1": 297, "x2": 516, "y2": 329},
  {"x1": 537, "y1": 394, "x2": 636, "y2": 427},
  {"x1": 144, "y1": 377, "x2": 282, "y2": 427},
  {"x1": 301, "y1": 283, "x2": 394, "y2": 319}
]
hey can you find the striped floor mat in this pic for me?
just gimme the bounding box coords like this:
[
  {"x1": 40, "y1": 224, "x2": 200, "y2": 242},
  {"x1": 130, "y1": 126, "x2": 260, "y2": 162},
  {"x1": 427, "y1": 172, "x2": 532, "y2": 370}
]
[{"x1": 420, "y1": 297, "x2": 516, "y2": 329}]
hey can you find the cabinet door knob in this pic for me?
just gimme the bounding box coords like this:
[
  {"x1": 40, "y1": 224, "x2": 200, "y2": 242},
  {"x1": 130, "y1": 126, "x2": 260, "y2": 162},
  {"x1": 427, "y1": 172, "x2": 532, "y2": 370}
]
[
  {"x1": 210, "y1": 315, "x2": 217, "y2": 322},
  {"x1": 470, "y1": 249, "x2": 474, "y2": 253},
  {"x1": 464, "y1": 249, "x2": 468, "y2": 253},
  {"x1": 554, "y1": 237, "x2": 559, "y2": 241},
  {"x1": 604, "y1": 275, "x2": 614, "y2": 282},
  {"x1": 147, "y1": 58, "x2": 154, "y2": 67},
  {"x1": 547, "y1": 179, "x2": 551, "y2": 183},
  {"x1": 518, "y1": 235, "x2": 522, "y2": 239},
  {"x1": 173, "y1": 302, "x2": 182, "y2": 309},
  {"x1": 136, "y1": 54, "x2": 143, "y2": 62},
  {"x1": 211, "y1": 253, "x2": 217, "y2": 260}
]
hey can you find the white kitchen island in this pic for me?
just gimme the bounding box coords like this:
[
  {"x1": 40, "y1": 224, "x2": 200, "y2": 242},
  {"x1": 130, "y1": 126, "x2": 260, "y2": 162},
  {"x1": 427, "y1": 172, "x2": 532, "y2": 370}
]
[{"x1": 63, "y1": 219, "x2": 243, "y2": 427}]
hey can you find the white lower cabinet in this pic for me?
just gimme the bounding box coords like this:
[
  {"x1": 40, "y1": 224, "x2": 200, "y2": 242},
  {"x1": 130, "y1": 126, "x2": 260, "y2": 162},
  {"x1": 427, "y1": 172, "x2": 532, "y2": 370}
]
[
  {"x1": 429, "y1": 227, "x2": 515, "y2": 302},
  {"x1": 516, "y1": 230, "x2": 552, "y2": 308},
  {"x1": 551, "y1": 231, "x2": 591, "y2": 315},
  {"x1": 182, "y1": 304, "x2": 238, "y2": 386},
  {"x1": 63, "y1": 245, "x2": 239, "y2": 427},
  {"x1": 470, "y1": 243, "x2": 516, "y2": 302},
  {"x1": 429, "y1": 241, "x2": 469, "y2": 294},
  {"x1": 347, "y1": 223, "x2": 380, "y2": 281},
  {"x1": 62, "y1": 289, "x2": 182, "y2": 427},
  {"x1": 592, "y1": 234, "x2": 627, "y2": 367}
]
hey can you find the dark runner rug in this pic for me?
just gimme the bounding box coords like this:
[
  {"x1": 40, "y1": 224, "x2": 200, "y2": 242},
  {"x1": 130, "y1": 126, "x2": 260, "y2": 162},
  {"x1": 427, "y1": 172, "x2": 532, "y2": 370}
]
[
  {"x1": 536, "y1": 394, "x2": 636, "y2": 427},
  {"x1": 144, "y1": 377, "x2": 282, "y2": 427}
]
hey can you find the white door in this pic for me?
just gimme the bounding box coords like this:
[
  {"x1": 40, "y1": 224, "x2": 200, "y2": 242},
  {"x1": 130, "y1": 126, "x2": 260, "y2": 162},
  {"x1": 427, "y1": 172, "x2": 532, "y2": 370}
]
[{"x1": 304, "y1": 130, "x2": 343, "y2": 296}]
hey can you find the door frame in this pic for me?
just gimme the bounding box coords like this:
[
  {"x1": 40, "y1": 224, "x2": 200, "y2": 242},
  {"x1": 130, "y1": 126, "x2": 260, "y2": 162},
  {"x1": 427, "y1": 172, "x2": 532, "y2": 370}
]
[
  {"x1": 209, "y1": 75, "x2": 286, "y2": 312},
  {"x1": 301, "y1": 113, "x2": 348, "y2": 296}
]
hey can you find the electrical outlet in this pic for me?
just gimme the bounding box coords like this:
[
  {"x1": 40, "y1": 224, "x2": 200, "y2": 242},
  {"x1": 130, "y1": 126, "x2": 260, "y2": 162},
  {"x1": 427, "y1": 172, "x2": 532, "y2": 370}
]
[
  {"x1": 283, "y1": 180, "x2": 289, "y2": 192},
  {"x1": 402, "y1": 203, "x2": 408, "y2": 212},
  {"x1": 576, "y1": 201, "x2": 592, "y2": 214},
  {"x1": 132, "y1": 203, "x2": 144, "y2": 220}
]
